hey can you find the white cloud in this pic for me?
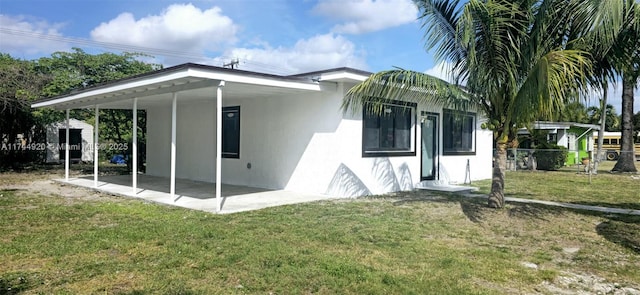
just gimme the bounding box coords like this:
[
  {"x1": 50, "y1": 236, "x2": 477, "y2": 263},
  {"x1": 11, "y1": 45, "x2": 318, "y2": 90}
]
[
  {"x1": 90, "y1": 4, "x2": 237, "y2": 54},
  {"x1": 0, "y1": 14, "x2": 69, "y2": 56},
  {"x1": 211, "y1": 33, "x2": 368, "y2": 75},
  {"x1": 424, "y1": 61, "x2": 454, "y2": 82},
  {"x1": 423, "y1": 61, "x2": 469, "y2": 86},
  {"x1": 313, "y1": 0, "x2": 418, "y2": 34}
]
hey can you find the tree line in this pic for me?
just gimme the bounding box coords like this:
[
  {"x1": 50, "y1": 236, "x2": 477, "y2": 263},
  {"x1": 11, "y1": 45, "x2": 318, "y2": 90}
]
[{"x1": 0, "y1": 48, "x2": 161, "y2": 169}]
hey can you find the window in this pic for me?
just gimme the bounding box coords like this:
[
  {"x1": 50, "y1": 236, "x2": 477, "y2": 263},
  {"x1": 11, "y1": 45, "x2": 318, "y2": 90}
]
[
  {"x1": 443, "y1": 109, "x2": 475, "y2": 155},
  {"x1": 222, "y1": 106, "x2": 240, "y2": 158},
  {"x1": 362, "y1": 101, "x2": 416, "y2": 157}
]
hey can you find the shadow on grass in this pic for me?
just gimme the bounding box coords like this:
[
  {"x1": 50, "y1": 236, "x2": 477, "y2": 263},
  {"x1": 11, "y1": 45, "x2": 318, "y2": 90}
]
[
  {"x1": 392, "y1": 193, "x2": 555, "y2": 223},
  {"x1": 596, "y1": 216, "x2": 640, "y2": 254},
  {"x1": 392, "y1": 191, "x2": 640, "y2": 254}
]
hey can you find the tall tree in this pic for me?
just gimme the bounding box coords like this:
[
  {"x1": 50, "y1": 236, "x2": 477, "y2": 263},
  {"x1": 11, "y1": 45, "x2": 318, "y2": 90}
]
[
  {"x1": 1, "y1": 49, "x2": 160, "y2": 168},
  {"x1": 612, "y1": 71, "x2": 639, "y2": 171},
  {"x1": 0, "y1": 54, "x2": 52, "y2": 167},
  {"x1": 586, "y1": 103, "x2": 620, "y2": 131},
  {"x1": 578, "y1": 0, "x2": 640, "y2": 172},
  {"x1": 35, "y1": 48, "x2": 161, "y2": 144},
  {"x1": 611, "y1": 0, "x2": 639, "y2": 172},
  {"x1": 342, "y1": 0, "x2": 616, "y2": 208},
  {"x1": 556, "y1": 102, "x2": 589, "y2": 123}
]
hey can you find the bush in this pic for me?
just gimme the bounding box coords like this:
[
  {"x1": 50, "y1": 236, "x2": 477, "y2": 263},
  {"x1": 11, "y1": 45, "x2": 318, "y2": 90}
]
[{"x1": 534, "y1": 145, "x2": 568, "y2": 171}]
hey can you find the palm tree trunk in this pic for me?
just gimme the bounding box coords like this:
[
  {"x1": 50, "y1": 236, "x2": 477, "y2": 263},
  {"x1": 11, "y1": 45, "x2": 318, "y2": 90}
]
[
  {"x1": 612, "y1": 74, "x2": 638, "y2": 172},
  {"x1": 594, "y1": 84, "x2": 607, "y2": 171},
  {"x1": 488, "y1": 137, "x2": 507, "y2": 208}
]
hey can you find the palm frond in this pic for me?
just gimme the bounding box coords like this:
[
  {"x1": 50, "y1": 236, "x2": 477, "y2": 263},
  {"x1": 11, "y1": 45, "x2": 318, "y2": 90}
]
[
  {"x1": 415, "y1": 0, "x2": 467, "y2": 82},
  {"x1": 513, "y1": 49, "x2": 592, "y2": 124},
  {"x1": 341, "y1": 70, "x2": 472, "y2": 115}
]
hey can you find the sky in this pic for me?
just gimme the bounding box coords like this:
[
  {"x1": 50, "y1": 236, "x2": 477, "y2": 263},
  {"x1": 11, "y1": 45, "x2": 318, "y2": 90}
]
[{"x1": 0, "y1": 0, "x2": 637, "y2": 112}]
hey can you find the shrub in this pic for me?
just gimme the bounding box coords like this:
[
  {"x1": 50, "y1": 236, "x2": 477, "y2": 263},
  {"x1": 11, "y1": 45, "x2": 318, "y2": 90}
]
[{"x1": 534, "y1": 144, "x2": 568, "y2": 171}]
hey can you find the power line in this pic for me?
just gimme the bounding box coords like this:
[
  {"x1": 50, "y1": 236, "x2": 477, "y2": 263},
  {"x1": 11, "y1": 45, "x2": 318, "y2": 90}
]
[{"x1": 0, "y1": 27, "x2": 297, "y2": 75}]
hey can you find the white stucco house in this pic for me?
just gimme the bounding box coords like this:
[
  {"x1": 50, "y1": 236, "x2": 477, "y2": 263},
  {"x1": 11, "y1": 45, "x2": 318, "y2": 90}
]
[
  {"x1": 45, "y1": 118, "x2": 94, "y2": 163},
  {"x1": 32, "y1": 63, "x2": 492, "y2": 211}
]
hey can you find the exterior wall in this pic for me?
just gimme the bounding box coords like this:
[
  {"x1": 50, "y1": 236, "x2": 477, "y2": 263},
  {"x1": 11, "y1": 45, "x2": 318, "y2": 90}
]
[
  {"x1": 46, "y1": 119, "x2": 94, "y2": 163},
  {"x1": 429, "y1": 106, "x2": 493, "y2": 185},
  {"x1": 145, "y1": 82, "x2": 493, "y2": 197},
  {"x1": 146, "y1": 101, "x2": 216, "y2": 182}
]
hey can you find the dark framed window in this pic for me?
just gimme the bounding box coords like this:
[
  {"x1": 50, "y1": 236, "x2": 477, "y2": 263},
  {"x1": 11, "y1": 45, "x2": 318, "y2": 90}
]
[
  {"x1": 362, "y1": 101, "x2": 416, "y2": 157},
  {"x1": 222, "y1": 106, "x2": 240, "y2": 158},
  {"x1": 443, "y1": 109, "x2": 475, "y2": 155}
]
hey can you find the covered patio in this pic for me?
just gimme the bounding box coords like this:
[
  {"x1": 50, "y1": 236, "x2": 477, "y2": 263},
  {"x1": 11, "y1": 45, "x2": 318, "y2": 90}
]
[
  {"x1": 58, "y1": 174, "x2": 340, "y2": 214},
  {"x1": 32, "y1": 63, "x2": 334, "y2": 213}
]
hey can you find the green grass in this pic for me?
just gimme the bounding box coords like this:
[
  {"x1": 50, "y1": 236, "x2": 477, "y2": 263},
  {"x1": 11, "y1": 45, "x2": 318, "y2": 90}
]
[
  {"x1": 1, "y1": 168, "x2": 639, "y2": 294},
  {"x1": 471, "y1": 160, "x2": 640, "y2": 210}
]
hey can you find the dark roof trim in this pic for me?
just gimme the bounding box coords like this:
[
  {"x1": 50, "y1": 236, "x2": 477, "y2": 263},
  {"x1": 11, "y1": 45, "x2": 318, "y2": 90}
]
[{"x1": 32, "y1": 62, "x2": 319, "y2": 105}]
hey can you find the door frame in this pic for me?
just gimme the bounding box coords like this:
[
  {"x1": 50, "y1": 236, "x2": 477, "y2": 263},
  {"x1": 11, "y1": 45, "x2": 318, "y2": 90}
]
[{"x1": 420, "y1": 112, "x2": 439, "y2": 181}]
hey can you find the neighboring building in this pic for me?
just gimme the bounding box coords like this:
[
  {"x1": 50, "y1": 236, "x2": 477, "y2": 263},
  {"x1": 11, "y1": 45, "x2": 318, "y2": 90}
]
[
  {"x1": 32, "y1": 63, "x2": 492, "y2": 202},
  {"x1": 518, "y1": 121, "x2": 599, "y2": 165},
  {"x1": 45, "y1": 119, "x2": 94, "y2": 163}
]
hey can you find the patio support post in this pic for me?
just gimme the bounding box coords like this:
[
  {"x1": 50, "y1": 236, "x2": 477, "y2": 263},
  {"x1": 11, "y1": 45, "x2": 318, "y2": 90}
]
[
  {"x1": 132, "y1": 97, "x2": 138, "y2": 195},
  {"x1": 170, "y1": 93, "x2": 177, "y2": 200},
  {"x1": 216, "y1": 80, "x2": 225, "y2": 213},
  {"x1": 65, "y1": 109, "x2": 70, "y2": 181},
  {"x1": 94, "y1": 105, "x2": 99, "y2": 187}
]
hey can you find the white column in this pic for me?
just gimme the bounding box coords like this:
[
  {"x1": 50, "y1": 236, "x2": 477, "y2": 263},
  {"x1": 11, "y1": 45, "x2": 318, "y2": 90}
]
[
  {"x1": 94, "y1": 106, "x2": 99, "y2": 187},
  {"x1": 216, "y1": 81, "x2": 225, "y2": 212},
  {"x1": 170, "y1": 93, "x2": 177, "y2": 199},
  {"x1": 132, "y1": 97, "x2": 138, "y2": 195},
  {"x1": 65, "y1": 109, "x2": 70, "y2": 181}
]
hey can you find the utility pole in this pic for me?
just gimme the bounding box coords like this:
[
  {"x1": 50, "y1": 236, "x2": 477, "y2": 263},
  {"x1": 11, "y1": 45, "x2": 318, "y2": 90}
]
[{"x1": 223, "y1": 58, "x2": 239, "y2": 69}]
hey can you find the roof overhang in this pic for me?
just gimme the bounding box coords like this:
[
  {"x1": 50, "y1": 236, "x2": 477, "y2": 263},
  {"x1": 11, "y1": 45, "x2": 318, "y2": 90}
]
[
  {"x1": 518, "y1": 121, "x2": 600, "y2": 135},
  {"x1": 529, "y1": 121, "x2": 600, "y2": 131},
  {"x1": 290, "y1": 67, "x2": 372, "y2": 83},
  {"x1": 31, "y1": 63, "x2": 327, "y2": 110}
]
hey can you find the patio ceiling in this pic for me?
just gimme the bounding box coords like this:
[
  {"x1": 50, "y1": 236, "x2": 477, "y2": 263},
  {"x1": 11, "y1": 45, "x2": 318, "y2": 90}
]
[{"x1": 31, "y1": 63, "x2": 327, "y2": 110}]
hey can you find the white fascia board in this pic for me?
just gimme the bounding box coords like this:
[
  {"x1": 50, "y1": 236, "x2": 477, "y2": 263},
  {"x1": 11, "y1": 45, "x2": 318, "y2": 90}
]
[
  {"x1": 187, "y1": 68, "x2": 323, "y2": 91},
  {"x1": 32, "y1": 66, "x2": 324, "y2": 109},
  {"x1": 317, "y1": 71, "x2": 369, "y2": 83},
  {"x1": 32, "y1": 70, "x2": 193, "y2": 108}
]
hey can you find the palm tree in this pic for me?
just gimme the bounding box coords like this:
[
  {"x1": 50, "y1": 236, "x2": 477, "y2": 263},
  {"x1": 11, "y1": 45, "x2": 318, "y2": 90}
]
[
  {"x1": 612, "y1": 68, "x2": 639, "y2": 172},
  {"x1": 578, "y1": 0, "x2": 640, "y2": 172},
  {"x1": 556, "y1": 102, "x2": 589, "y2": 123},
  {"x1": 342, "y1": 0, "x2": 617, "y2": 208},
  {"x1": 612, "y1": 2, "x2": 640, "y2": 172},
  {"x1": 586, "y1": 104, "x2": 620, "y2": 131}
]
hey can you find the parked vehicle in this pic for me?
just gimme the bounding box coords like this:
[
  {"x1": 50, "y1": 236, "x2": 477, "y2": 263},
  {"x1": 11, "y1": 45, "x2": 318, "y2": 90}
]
[{"x1": 593, "y1": 131, "x2": 640, "y2": 161}]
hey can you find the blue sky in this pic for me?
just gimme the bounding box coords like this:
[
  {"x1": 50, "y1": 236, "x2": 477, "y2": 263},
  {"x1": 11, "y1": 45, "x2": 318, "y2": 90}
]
[
  {"x1": 0, "y1": 0, "x2": 637, "y2": 112},
  {"x1": 0, "y1": 0, "x2": 433, "y2": 74}
]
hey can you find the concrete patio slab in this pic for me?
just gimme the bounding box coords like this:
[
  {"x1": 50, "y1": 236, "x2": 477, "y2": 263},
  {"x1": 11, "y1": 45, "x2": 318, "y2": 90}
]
[{"x1": 56, "y1": 174, "x2": 341, "y2": 214}]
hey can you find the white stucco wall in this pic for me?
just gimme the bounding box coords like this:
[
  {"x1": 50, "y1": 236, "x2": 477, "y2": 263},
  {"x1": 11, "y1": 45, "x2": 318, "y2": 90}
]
[
  {"x1": 146, "y1": 101, "x2": 216, "y2": 182},
  {"x1": 145, "y1": 82, "x2": 493, "y2": 197},
  {"x1": 46, "y1": 119, "x2": 94, "y2": 163}
]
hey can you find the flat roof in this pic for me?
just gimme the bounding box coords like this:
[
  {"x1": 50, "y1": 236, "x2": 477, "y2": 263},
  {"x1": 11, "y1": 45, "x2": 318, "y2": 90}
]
[{"x1": 32, "y1": 63, "x2": 370, "y2": 110}]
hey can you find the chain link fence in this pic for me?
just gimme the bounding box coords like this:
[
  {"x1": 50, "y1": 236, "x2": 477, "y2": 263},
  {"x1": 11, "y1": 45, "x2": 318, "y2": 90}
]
[{"x1": 501, "y1": 148, "x2": 639, "y2": 172}]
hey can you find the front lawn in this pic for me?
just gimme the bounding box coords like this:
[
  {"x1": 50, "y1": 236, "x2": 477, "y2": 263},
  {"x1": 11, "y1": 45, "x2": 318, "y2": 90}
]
[
  {"x1": 471, "y1": 160, "x2": 640, "y2": 210},
  {"x1": 1, "y1": 170, "x2": 639, "y2": 294}
]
